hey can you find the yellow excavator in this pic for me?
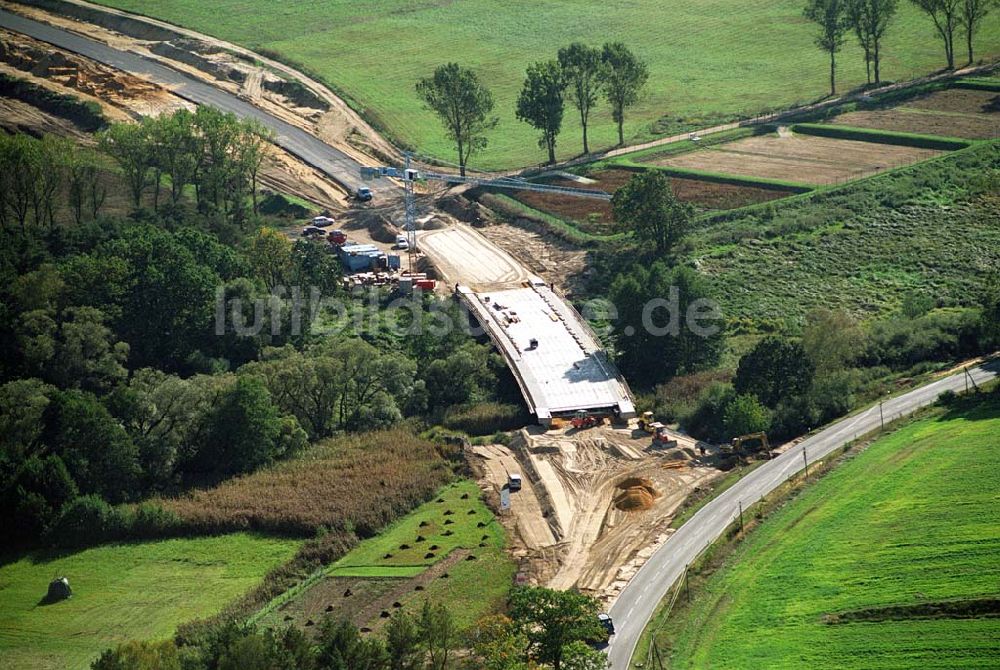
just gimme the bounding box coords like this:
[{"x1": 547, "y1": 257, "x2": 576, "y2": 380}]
[{"x1": 723, "y1": 432, "x2": 771, "y2": 458}]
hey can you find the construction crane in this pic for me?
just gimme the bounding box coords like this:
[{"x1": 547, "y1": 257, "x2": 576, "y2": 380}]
[{"x1": 360, "y1": 152, "x2": 611, "y2": 270}]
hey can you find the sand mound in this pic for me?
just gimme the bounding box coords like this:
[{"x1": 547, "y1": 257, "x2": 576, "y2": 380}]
[
  {"x1": 614, "y1": 477, "x2": 660, "y2": 511},
  {"x1": 367, "y1": 215, "x2": 398, "y2": 243}
]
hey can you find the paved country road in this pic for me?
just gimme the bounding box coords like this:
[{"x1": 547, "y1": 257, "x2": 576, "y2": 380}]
[
  {"x1": 607, "y1": 358, "x2": 1000, "y2": 669},
  {"x1": 0, "y1": 8, "x2": 372, "y2": 192}
]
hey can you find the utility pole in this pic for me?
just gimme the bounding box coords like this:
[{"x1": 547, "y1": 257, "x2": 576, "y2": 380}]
[
  {"x1": 684, "y1": 563, "x2": 691, "y2": 603},
  {"x1": 802, "y1": 445, "x2": 808, "y2": 479},
  {"x1": 738, "y1": 500, "x2": 744, "y2": 534},
  {"x1": 879, "y1": 398, "x2": 885, "y2": 431},
  {"x1": 653, "y1": 642, "x2": 666, "y2": 670}
]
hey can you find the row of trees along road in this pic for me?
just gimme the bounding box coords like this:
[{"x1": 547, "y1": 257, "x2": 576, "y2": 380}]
[
  {"x1": 416, "y1": 42, "x2": 648, "y2": 170},
  {"x1": 98, "y1": 106, "x2": 271, "y2": 228},
  {"x1": 804, "y1": 0, "x2": 996, "y2": 95}
]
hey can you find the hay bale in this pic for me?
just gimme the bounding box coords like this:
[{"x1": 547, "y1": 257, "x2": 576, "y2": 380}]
[{"x1": 45, "y1": 577, "x2": 71, "y2": 603}]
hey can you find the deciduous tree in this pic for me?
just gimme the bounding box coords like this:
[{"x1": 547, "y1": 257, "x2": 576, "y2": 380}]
[
  {"x1": 846, "y1": 0, "x2": 898, "y2": 84},
  {"x1": 734, "y1": 336, "x2": 815, "y2": 408},
  {"x1": 99, "y1": 121, "x2": 153, "y2": 208},
  {"x1": 508, "y1": 586, "x2": 604, "y2": 670},
  {"x1": 804, "y1": 0, "x2": 851, "y2": 94},
  {"x1": 960, "y1": 0, "x2": 997, "y2": 63},
  {"x1": 612, "y1": 170, "x2": 693, "y2": 254},
  {"x1": 416, "y1": 63, "x2": 498, "y2": 176},
  {"x1": 42, "y1": 389, "x2": 140, "y2": 503},
  {"x1": 722, "y1": 393, "x2": 772, "y2": 438},
  {"x1": 561, "y1": 640, "x2": 610, "y2": 670},
  {"x1": 469, "y1": 615, "x2": 530, "y2": 670},
  {"x1": 418, "y1": 600, "x2": 456, "y2": 670},
  {"x1": 516, "y1": 60, "x2": 566, "y2": 165},
  {"x1": 194, "y1": 375, "x2": 306, "y2": 475},
  {"x1": 558, "y1": 43, "x2": 604, "y2": 154},
  {"x1": 802, "y1": 308, "x2": 864, "y2": 373},
  {"x1": 609, "y1": 262, "x2": 724, "y2": 388},
  {"x1": 600, "y1": 43, "x2": 648, "y2": 146},
  {"x1": 386, "y1": 611, "x2": 421, "y2": 670},
  {"x1": 909, "y1": 0, "x2": 963, "y2": 68}
]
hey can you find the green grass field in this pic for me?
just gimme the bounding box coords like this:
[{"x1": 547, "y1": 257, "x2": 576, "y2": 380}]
[
  {"x1": 328, "y1": 479, "x2": 505, "y2": 573},
  {"x1": 659, "y1": 395, "x2": 1000, "y2": 669},
  {"x1": 256, "y1": 480, "x2": 514, "y2": 632},
  {"x1": 95, "y1": 0, "x2": 1000, "y2": 169},
  {"x1": 690, "y1": 143, "x2": 1000, "y2": 327},
  {"x1": 0, "y1": 533, "x2": 300, "y2": 670}
]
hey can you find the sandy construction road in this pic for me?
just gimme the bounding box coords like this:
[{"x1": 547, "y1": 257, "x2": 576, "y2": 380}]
[{"x1": 418, "y1": 224, "x2": 534, "y2": 290}]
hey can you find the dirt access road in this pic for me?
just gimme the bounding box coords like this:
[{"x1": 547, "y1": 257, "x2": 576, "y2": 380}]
[
  {"x1": 418, "y1": 224, "x2": 535, "y2": 290},
  {"x1": 0, "y1": 26, "x2": 347, "y2": 210}
]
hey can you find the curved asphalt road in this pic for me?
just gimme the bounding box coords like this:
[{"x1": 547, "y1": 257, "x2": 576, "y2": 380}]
[
  {"x1": 607, "y1": 358, "x2": 999, "y2": 668},
  {"x1": 0, "y1": 8, "x2": 371, "y2": 192}
]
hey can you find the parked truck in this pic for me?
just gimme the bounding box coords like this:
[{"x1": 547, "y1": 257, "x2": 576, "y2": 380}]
[{"x1": 508, "y1": 473, "x2": 522, "y2": 492}]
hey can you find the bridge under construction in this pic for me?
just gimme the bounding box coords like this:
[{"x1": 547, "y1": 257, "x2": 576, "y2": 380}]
[{"x1": 420, "y1": 225, "x2": 635, "y2": 425}]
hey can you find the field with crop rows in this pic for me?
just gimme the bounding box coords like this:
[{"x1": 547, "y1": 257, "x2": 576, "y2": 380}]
[
  {"x1": 662, "y1": 395, "x2": 1000, "y2": 669},
  {"x1": 256, "y1": 479, "x2": 514, "y2": 633},
  {"x1": 95, "y1": 0, "x2": 1000, "y2": 169},
  {"x1": 651, "y1": 130, "x2": 947, "y2": 185},
  {"x1": 828, "y1": 87, "x2": 1000, "y2": 140},
  {"x1": 506, "y1": 168, "x2": 792, "y2": 233},
  {"x1": 0, "y1": 534, "x2": 300, "y2": 670}
]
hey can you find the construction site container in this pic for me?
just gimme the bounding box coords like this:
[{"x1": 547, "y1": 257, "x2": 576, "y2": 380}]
[{"x1": 337, "y1": 243, "x2": 383, "y2": 272}]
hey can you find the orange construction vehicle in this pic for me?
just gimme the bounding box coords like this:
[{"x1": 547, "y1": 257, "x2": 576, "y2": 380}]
[{"x1": 571, "y1": 410, "x2": 599, "y2": 429}]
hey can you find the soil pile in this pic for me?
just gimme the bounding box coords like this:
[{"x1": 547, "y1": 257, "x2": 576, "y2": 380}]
[{"x1": 614, "y1": 477, "x2": 659, "y2": 511}]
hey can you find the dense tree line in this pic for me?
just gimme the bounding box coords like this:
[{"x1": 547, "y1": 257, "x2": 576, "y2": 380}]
[
  {"x1": 0, "y1": 133, "x2": 108, "y2": 230},
  {"x1": 92, "y1": 587, "x2": 609, "y2": 670},
  {"x1": 0, "y1": 123, "x2": 512, "y2": 549},
  {"x1": 660, "y1": 300, "x2": 997, "y2": 443},
  {"x1": 99, "y1": 107, "x2": 271, "y2": 226}
]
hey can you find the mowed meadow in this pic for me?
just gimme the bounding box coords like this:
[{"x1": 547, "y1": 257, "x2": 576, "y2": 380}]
[
  {"x1": 0, "y1": 430, "x2": 457, "y2": 669},
  {"x1": 95, "y1": 0, "x2": 1000, "y2": 168},
  {"x1": 0, "y1": 534, "x2": 300, "y2": 670},
  {"x1": 663, "y1": 394, "x2": 1000, "y2": 669}
]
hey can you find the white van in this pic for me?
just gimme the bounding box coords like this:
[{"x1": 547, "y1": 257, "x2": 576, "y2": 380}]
[{"x1": 395, "y1": 234, "x2": 410, "y2": 250}]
